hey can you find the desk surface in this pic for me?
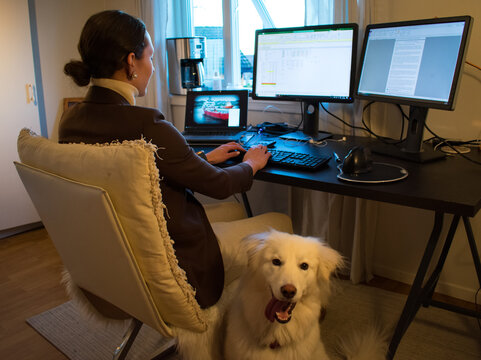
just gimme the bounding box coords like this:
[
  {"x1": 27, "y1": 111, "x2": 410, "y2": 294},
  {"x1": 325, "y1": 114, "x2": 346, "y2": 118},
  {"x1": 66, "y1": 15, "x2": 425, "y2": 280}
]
[
  {"x1": 250, "y1": 135, "x2": 481, "y2": 217},
  {"x1": 194, "y1": 134, "x2": 481, "y2": 217}
]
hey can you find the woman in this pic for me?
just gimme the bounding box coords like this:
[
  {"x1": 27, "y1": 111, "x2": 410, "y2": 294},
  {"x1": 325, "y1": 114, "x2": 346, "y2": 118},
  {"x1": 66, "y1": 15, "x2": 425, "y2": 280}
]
[{"x1": 59, "y1": 10, "x2": 270, "y2": 308}]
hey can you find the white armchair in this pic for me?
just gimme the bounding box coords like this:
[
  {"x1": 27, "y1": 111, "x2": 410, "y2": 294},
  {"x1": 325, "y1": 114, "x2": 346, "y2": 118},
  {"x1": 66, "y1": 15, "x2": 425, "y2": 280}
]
[{"x1": 15, "y1": 129, "x2": 292, "y2": 359}]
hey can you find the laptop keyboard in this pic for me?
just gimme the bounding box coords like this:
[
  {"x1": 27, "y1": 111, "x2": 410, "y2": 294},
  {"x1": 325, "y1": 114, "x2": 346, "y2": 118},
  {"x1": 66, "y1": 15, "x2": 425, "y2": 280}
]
[
  {"x1": 200, "y1": 131, "x2": 232, "y2": 136},
  {"x1": 184, "y1": 131, "x2": 241, "y2": 143}
]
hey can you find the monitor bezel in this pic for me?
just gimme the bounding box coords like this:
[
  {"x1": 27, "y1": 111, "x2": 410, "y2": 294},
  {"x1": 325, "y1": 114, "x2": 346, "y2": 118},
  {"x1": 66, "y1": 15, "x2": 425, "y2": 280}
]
[
  {"x1": 251, "y1": 23, "x2": 359, "y2": 103},
  {"x1": 355, "y1": 15, "x2": 472, "y2": 111}
]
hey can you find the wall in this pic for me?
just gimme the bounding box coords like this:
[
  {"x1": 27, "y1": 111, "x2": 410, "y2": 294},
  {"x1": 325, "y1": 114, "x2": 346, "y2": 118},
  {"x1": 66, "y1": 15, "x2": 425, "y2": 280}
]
[
  {"x1": 34, "y1": 0, "x2": 140, "y2": 141},
  {"x1": 0, "y1": 0, "x2": 41, "y2": 233}
]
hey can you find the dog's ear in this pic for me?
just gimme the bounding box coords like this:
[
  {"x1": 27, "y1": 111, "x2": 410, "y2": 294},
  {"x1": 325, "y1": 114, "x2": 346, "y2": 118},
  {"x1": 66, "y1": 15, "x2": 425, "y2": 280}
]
[
  {"x1": 317, "y1": 241, "x2": 344, "y2": 281},
  {"x1": 243, "y1": 231, "x2": 269, "y2": 267}
]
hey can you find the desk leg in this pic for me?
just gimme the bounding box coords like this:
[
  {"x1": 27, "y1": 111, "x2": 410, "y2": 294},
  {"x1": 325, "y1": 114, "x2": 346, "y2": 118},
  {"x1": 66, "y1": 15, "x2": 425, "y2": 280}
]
[
  {"x1": 388, "y1": 214, "x2": 481, "y2": 359},
  {"x1": 462, "y1": 217, "x2": 481, "y2": 288},
  {"x1": 422, "y1": 215, "x2": 460, "y2": 307},
  {"x1": 387, "y1": 212, "x2": 444, "y2": 359},
  {"x1": 424, "y1": 216, "x2": 481, "y2": 317}
]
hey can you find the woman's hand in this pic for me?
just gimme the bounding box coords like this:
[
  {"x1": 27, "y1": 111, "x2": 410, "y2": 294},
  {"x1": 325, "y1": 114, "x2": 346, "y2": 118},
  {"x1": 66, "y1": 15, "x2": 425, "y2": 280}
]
[
  {"x1": 205, "y1": 142, "x2": 246, "y2": 165},
  {"x1": 242, "y1": 144, "x2": 271, "y2": 175}
]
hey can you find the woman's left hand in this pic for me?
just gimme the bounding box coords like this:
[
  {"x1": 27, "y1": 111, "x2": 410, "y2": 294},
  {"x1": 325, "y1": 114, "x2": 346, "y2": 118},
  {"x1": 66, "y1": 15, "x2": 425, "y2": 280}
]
[{"x1": 205, "y1": 142, "x2": 246, "y2": 164}]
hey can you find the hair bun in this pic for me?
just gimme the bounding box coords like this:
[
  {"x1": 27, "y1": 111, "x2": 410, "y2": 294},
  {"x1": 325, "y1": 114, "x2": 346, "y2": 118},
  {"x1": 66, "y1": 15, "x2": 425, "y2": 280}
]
[{"x1": 64, "y1": 60, "x2": 91, "y2": 87}]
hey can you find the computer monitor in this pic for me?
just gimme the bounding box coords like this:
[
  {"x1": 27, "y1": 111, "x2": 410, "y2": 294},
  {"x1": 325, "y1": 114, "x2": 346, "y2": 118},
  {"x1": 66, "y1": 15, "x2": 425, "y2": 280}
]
[
  {"x1": 252, "y1": 23, "x2": 358, "y2": 139},
  {"x1": 356, "y1": 16, "x2": 472, "y2": 162}
]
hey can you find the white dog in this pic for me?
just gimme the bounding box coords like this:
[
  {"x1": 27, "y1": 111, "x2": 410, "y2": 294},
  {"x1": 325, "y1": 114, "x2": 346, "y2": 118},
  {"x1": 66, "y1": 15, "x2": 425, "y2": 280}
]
[{"x1": 224, "y1": 230, "x2": 387, "y2": 360}]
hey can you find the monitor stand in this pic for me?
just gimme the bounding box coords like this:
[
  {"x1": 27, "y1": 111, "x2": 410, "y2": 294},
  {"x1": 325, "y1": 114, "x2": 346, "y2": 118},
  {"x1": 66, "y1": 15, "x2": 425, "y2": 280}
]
[
  {"x1": 302, "y1": 101, "x2": 332, "y2": 141},
  {"x1": 370, "y1": 106, "x2": 446, "y2": 163}
]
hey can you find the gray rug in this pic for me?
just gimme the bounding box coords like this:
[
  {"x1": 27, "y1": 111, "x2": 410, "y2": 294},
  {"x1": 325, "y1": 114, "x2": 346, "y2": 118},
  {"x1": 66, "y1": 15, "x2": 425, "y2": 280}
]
[
  {"x1": 27, "y1": 281, "x2": 481, "y2": 359},
  {"x1": 27, "y1": 301, "x2": 180, "y2": 360}
]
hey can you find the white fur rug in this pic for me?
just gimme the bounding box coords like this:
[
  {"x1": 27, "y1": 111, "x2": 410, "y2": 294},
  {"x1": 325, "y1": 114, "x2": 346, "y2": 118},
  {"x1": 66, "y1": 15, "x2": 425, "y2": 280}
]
[{"x1": 26, "y1": 280, "x2": 481, "y2": 360}]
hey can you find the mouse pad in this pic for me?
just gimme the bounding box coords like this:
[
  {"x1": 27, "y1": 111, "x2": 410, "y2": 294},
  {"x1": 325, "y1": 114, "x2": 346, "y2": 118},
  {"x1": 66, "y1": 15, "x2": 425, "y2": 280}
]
[{"x1": 337, "y1": 162, "x2": 408, "y2": 184}]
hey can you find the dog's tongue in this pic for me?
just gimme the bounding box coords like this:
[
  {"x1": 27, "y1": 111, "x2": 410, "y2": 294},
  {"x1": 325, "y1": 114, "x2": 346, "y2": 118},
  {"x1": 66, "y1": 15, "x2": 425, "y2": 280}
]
[{"x1": 265, "y1": 295, "x2": 291, "y2": 322}]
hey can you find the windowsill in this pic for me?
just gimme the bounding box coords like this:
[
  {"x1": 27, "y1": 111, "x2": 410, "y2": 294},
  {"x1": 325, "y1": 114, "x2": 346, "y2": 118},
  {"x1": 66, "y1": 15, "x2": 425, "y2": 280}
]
[{"x1": 169, "y1": 94, "x2": 302, "y2": 114}]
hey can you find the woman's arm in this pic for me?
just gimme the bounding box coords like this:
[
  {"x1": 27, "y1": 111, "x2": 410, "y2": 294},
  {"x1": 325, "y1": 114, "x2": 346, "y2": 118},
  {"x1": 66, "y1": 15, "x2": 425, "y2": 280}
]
[{"x1": 144, "y1": 118, "x2": 259, "y2": 199}]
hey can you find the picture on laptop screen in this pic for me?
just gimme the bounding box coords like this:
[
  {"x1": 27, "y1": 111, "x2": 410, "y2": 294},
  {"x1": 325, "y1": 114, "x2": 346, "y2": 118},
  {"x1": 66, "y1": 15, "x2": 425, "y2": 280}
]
[
  {"x1": 192, "y1": 94, "x2": 241, "y2": 127},
  {"x1": 184, "y1": 90, "x2": 248, "y2": 134}
]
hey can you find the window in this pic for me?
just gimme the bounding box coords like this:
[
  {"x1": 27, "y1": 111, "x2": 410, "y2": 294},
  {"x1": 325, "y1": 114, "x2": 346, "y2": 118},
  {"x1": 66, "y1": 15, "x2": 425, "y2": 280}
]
[
  {"x1": 192, "y1": 0, "x2": 224, "y2": 88},
  {"x1": 172, "y1": 0, "x2": 329, "y2": 91},
  {"x1": 237, "y1": 0, "x2": 305, "y2": 88}
]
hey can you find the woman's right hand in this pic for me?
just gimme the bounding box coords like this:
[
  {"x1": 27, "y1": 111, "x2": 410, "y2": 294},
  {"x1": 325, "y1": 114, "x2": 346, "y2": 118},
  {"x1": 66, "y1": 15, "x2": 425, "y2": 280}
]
[{"x1": 242, "y1": 144, "x2": 271, "y2": 175}]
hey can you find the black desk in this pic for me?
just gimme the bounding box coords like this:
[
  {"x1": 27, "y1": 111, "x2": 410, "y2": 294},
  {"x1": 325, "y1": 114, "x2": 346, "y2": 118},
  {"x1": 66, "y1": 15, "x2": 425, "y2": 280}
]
[
  {"x1": 254, "y1": 135, "x2": 481, "y2": 217},
  {"x1": 195, "y1": 135, "x2": 481, "y2": 358}
]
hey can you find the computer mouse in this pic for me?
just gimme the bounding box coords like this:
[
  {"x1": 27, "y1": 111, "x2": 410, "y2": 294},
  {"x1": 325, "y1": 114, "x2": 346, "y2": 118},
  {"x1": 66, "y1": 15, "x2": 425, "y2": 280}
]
[{"x1": 341, "y1": 146, "x2": 373, "y2": 175}]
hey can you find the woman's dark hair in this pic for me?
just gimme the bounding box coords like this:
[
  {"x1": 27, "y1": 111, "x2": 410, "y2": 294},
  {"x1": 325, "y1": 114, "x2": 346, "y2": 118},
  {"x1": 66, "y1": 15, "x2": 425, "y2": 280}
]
[{"x1": 64, "y1": 10, "x2": 146, "y2": 86}]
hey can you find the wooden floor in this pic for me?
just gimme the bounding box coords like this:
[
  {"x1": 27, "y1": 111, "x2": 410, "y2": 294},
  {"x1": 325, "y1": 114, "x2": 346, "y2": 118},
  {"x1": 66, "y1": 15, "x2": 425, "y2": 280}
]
[
  {"x1": 0, "y1": 228, "x2": 68, "y2": 360},
  {"x1": 0, "y1": 227, "x2": 478, "y2": 359}
]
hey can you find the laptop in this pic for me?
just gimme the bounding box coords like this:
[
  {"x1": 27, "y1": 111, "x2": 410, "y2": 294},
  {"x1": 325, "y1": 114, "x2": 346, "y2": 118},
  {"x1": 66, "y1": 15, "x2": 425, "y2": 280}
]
[{"x1": 183, "y1": 90, "x2": 248, "y2": 144}]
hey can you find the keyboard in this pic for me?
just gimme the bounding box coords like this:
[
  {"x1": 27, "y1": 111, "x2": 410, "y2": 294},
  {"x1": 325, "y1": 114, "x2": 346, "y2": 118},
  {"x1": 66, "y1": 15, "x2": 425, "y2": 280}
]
[
  {"x1": 243, "y1": 144, "x2": 330, "y2": 170},
  {"x1": 268, "y1": 149, "x2": 330, "y2": 170}
]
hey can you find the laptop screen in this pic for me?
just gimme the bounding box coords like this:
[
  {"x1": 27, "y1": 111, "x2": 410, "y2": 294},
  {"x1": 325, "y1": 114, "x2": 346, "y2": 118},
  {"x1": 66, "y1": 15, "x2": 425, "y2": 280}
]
[{"x1": 184, "y1": 90, "x2": 248, "y2": 132}]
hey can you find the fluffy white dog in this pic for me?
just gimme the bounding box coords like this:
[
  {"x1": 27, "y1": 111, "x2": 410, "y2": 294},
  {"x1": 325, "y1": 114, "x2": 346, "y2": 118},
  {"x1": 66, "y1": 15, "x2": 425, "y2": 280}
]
[{"x1": 224, "y1": 230, "x2": 387, "y2": 360}]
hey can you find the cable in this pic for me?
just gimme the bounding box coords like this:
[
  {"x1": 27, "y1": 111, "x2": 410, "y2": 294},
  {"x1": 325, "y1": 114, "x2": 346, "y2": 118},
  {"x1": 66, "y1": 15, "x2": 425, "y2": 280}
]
[
  {"x1": 294, "y1": 102, "x2": 304, "y2": 131},
  {"x1": 424, "y1": 123, "x2": 481, "y2": 166},
  {"x1": 396, "y1": 104, "x2": 408, "y2": 141},
  {"x1": 359, "y1": 102, "x2": 407, "y2": 145},
  {"x1": 319, "y1": 101, "x2": 410, "y2": 146},
  {"x1": 360, "y1": 102, "x2": 395, "y2": 143},
  {"x1": 320, "y1": 103, "x2": 368, "y2": 133}
]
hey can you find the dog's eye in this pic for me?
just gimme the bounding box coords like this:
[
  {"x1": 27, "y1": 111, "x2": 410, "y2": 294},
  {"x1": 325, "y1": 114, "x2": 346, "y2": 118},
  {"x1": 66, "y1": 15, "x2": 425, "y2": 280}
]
[
  {"x1": 300, "y1": 262, "x2": 309, "y2": 270},
  {"x1": 272, "y1": 258, "x2": 282, "y2": 266}
]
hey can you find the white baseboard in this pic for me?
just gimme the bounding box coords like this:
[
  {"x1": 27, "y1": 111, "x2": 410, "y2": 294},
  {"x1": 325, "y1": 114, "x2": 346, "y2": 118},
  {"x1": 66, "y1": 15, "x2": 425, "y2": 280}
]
[{"x1": 373, "y1": 264, "x2": 479, "y2": 303}]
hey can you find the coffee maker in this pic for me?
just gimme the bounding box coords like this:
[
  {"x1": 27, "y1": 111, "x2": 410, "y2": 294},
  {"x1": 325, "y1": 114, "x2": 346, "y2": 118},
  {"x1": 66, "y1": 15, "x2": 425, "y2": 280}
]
[{"x1": 167, "y1": 37, "x2": 206, "y2": 95}]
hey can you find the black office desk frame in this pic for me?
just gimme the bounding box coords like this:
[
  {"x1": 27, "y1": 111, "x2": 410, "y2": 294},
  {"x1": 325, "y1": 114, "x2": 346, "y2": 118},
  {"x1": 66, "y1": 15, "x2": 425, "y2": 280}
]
[{"x1": 248, "y1": 136, "x2": 481, "y2": 359}]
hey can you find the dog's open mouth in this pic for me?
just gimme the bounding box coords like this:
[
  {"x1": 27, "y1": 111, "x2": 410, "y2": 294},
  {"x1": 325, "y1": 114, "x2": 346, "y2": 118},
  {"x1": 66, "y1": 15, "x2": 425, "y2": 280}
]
[{"x1": 264, "y1": 295, "x2": 296, "y2": 324}]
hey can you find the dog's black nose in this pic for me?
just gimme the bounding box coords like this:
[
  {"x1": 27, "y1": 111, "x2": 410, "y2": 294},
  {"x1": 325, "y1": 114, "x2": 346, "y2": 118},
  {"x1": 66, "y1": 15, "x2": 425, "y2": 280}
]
[{"x1": 281, "y1": 284, "x2": 297, "y2": 299}]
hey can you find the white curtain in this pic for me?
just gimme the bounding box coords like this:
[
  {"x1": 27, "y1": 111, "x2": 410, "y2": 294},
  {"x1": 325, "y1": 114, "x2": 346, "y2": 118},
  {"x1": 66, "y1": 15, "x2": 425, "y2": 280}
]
[
  {"x1": 305, "y1": 0, "x2": 333, "y2": 25},
  {"x1": 292, "y1": 0, "x2": 377, "y2": 283},
  {"x1": 137, "y1": 0, "x2": 172, "y2": 123}
]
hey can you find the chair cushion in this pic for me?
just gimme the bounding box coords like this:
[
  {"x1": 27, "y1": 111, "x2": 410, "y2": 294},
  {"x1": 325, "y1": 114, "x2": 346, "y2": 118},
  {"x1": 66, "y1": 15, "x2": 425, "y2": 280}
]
[{"x1": 17, "y1": 129, "x2": 206, "y2": 332}]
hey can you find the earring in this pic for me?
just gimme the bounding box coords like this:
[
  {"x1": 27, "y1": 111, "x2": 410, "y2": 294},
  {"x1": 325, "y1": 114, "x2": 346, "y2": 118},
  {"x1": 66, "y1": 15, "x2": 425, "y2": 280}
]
[{"x1": 132, "y1": 73, "x2": 138, "y2": 79}]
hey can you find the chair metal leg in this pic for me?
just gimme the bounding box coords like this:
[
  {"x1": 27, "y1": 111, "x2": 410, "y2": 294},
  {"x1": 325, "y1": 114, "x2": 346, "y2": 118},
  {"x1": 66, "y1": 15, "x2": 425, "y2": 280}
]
[
  {"x1": 150, "y1": 338, "x2": 177, "y2": 359},
  {"x1": 113, "y1": 318, "x2": 143, "y2": 360},
  {"x1": 241, "y1": 192, "x2": 253, "y2": 217}
]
